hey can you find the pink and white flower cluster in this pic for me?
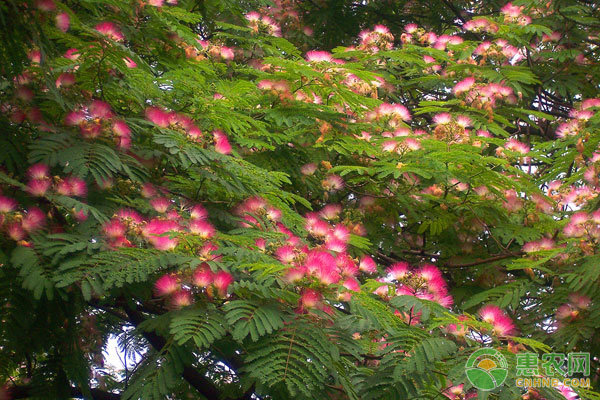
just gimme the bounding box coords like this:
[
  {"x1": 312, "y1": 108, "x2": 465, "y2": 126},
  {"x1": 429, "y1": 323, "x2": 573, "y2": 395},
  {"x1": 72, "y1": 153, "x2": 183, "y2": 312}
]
[
  {"x1": 500, "y1": 2, "x2": 532, "y2": 26},
  {"x1": 25, "y1": 163, "x2": 87, "y2": 199},
  {"x1": 358, "y1": 25, "x2": 394, "y2": 52},
  {"x1": 35, "y1": 0, "x2": 71, "y2": 33},
  {"x1": 562, "y1": 210, "x2": 600, "y2": 238},
  {"x1": 556, "y1": 98, "x2": 599, "y2": 138},
  {"x1": 154, "y1": 265, "x2": 234, "y2": 308},
  {"x1": 378, "y1": 263, "x2": 453, "y2": 310},
  {"x1": 556, "y1": 293, "x2": 591, "y2": 324},
  {"x1": 66, "y1": 100, "x2": 132, "y2": 149},
  {"x1": 145, "y1": 107, "x2": 232, "y2": 154},
  {"x1": 236, "y1": 198, "x2": 377, "y2": 313},
  {"x1": 245, "y1": 12, "x2": 282, "y2": 37},
  {"x1": 478, "y1": 304, "x2": 516, "y2": 336},
  {"x1": 454, "y1": 77, "x2": 516, "y2": 110},
  {"x1": 102, "y1": 190, "x2": 218, "y2": 251},
  {"x1": 0, "y1": 194, "x2": 46, "y2": 243}
]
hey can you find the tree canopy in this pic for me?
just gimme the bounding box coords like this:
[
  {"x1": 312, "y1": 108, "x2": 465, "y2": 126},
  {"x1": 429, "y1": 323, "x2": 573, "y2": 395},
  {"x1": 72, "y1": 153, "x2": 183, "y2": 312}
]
[{"x1": 1, "y1": 0, "x2": 600, "y2": 399}]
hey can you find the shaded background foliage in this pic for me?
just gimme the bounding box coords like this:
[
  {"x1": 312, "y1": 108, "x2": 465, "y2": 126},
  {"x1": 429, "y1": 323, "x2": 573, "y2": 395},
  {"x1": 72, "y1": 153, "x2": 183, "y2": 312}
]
[{"x1": 0, "y1": 0, "x2": 600, "y2": 399}]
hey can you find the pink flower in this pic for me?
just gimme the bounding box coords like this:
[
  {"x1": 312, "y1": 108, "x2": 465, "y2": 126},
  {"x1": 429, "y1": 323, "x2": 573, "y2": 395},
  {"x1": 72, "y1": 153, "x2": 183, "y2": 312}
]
[
  {"x1": 143, "y1": 219, "x2": 180, "y2": 250},
  {"x1": 405, "y1": 24, "x2": 418, "y2": 33},
  {"x1": 336, "y1": 254, "x2": 358, "y2": 277},
  {"x1": 123, "y1": 57, "x2": 137, "y2": 68},
  {"x1": 433, "y1": 113, "x2": 452, "y2": 125},
  {"x1": 342, "y1": 277, "x2": 360, "y2": 292},
  {"x1": 35, "y1": 0, "x2": 56, "y2": 12},
  {"x1": 56, "y1": 72, "x2": 75, "y2": 88},
  {"x1": 387, "y1": 262, "x2": 410, "y2": 280},
  {"x1": 27, "y1": 51, "x2": 41, "y2": 65},
  {"x1": 171, "y1": 290, "x2": 192, "y2": 307},
  {"x1": 213, "y1": 271, "x2": 233, "y2": 296},
  {"x1": 319, "y1": 204, "x2": 342, "y2": 220},
  {"x1": 325, "y1": 237, "x2": 347, "y2": 253},
  {"x1": 314, "y1": 261, "x2": 341, "y2": 285},
  {"x1": 245, "y1": 11, "x2": 261, "y2": 22},
  {"x1": 200, "y1": 242, "x2": 219, "y2": 259},
  {"x1": 58, "y1": 177, "x2": 87, "y2": 197},
  {"x1": 55, "y1": 12, "x2": 70, "y2": 32},
  {"x1": 306, "y1": 50, "x2": 333, "y2": 62},
  {"x1": 402, "y1": 138, "x2": 421, "y2": 151},
  {"x1": 22, "y1": 207, "x2": 46, "y2": 232},
  {"x1": 189, "y1": 220, "x2": 215, "y2": 239},
  {"x1": 112, "y1": 120, "x2": 131, "y2": 137},
  {"x1": 154, "y1": 275, "x2": 179, "y2": 296},
  {"x1": 556, "y1": 384, "x2": 578, "y2": 400},
  {"x1": 446, "y1": 316, "x2": 469, "y2": 337},
  {"x1": 376, "y1": 103, "x2": 412, "y2": 122},
  {"x1": 283, "y1": 265, "x2": 304, "y2": 282},
  {"x1": 27, "y1": 179, "x2": 51, "y2": 197},
  {"x1": 65, "y1": 110, "x2": 86, "y2": 126},
  {"x1": 7, "y1": 222, "x2": 26, "y2": 241},
  {"x1": 571, "y1": 211, "x2": 589, "y2": 225},
  {"x1": 141, "y1": 183, "x2": 157, "y2": 198},
  {"x1": 505, "y1": 138, "x2": 529, "y2": 154},
  {"x1": 150, "y1": 197, "x2": 170, "y2": 213},
  {"x1": 116, "y1": 208, "x2": 144, "y2": 224},
  {"x1": 300, "y1": 288, "x2": 321, "y2": 309},
  {"x1": 582, "y1": 98, "x2": 600, "y2": 110},
  {"x1": 301, "y1": 163, "x2": 317, "y2": 176},
  {"x1": 442, "y1": 383, "x2": 468, "y2": 400},
  {"x1": 0, "y1": 196, "x2": 17, "y2": 213},
  {"x1": 502, "y1": 189, "x2": 523, "y2": 212},
  {"x1": 382, "y1": 140, "x2": 397, "y2": 152},
  {"x1": 304, "y1": 250, "x2": 335, "y2": 274},
  {"x1": 220, "y1": 46, "x2": 235, "y2": 60},
  {"x1": 418, "y1": 264, "x2": 443, "y2": 281},
  {"x1": 359, "y1": 255, "x2": 377, "y2": 274},
  {"x1": 15, "y1": 86, "x2": 34, "y2": 102},
  {"x1": 95, "y1": 22, "x2": 124, "y2": 41},
  {"x1": 185, "y1": 205, "x2": 207, "y2": 222},
  {"x1": 306, "y1": 218, "x2": 330, "y2": 238},
  {"x1": 193, "y1": 264, "x2": 214, "y2": 287},
  {"x1": 373, "y1": 279, "x2": 390, "y2": 297},
  {"x1": 166, "y1": 210, "x2": 179, "y2": 220},
  {"x1": 332, "y1": 225, "x2": 350, "y2": 242},
  {"x1": 266, "y1": 207, "x2": 282, "y2": 221},
  {"x1": 90, "y1": 100, "x2": 113, "y2": 119},
  {"x1": 456, "y1": 115, "x2": 471, "y2": 128},
  {"x1": 103, "y1": 219, "x2": 126, "y2": 238},
  {"x1": 501, "y1": 2, "x2": 523, "y2": 18},
  {"x1": 187, "y1": 126, "x2": 202, "y2": 141},
  {"x1": 213, "y1": 130, "x2": 232, "y2": 154},
  {"x1": 569, "y1": 293, "x2": 591, "y2": 309},
  {"x1": 276, "y1": 245, "x2": 296, "y2": 264},
  {"x1": 322, "y1": 174, "x2": 344, "y2": 192},
  {"x1": 145, "y1": 107, "x2": 170, "y2": 127},
  {"x1": 64, "y1": 48, "x2": 80, "y2": 60},
  {"x1": 73, "y1": 208, "x2": 88, "y2": 222},
  {"x1": 255, "y1": 238, "x2": 266, "y2": 250},
  {"x1": 478, "y1": 305, "x2": 516, "y2": 336}
]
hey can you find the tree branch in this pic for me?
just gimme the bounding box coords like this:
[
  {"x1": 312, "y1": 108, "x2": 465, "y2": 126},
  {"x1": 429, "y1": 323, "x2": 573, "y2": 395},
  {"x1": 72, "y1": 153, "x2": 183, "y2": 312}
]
[
  {"x1": 445, "y1": 252, "x2": 521, "y2": 268},
  {"x1": 123, "y1": 305, "x2": 253, "y2": 400},
  {"x1": 123, "y1": 306, "x2": 225, "y2": 400}
]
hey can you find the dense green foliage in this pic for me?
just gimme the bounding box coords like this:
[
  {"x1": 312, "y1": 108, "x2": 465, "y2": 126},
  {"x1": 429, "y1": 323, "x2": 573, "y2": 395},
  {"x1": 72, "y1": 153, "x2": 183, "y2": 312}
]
[{"x1": 1, "y1": 0, "x2": 600, "y2": 399}]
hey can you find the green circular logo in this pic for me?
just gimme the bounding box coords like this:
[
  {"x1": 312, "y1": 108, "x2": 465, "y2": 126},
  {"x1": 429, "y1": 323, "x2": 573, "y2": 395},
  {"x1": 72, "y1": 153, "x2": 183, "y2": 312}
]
[{"x1": 465, "y1": 348, "x2": 508, "y2": 391}]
